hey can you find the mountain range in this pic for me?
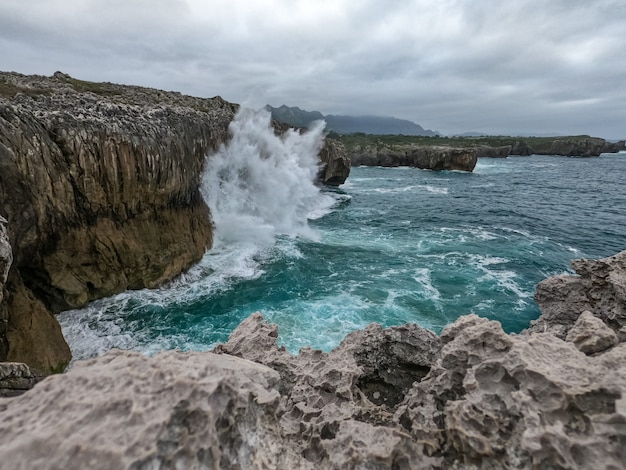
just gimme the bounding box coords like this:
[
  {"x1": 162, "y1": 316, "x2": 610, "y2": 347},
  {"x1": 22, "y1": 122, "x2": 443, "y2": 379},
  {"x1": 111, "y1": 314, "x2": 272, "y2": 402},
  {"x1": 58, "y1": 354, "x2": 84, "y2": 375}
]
[{"x1": 265, "y1": 105, "x2": 438, "y2": 136}]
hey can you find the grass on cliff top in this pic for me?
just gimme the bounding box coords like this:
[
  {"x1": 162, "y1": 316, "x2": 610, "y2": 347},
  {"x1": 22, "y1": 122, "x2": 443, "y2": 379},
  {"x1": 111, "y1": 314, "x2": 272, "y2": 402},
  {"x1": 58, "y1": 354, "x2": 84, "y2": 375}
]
[
  {"x1": 59, "y1": 76, "x2": 122, "y2": 97},
  {"x1": 0, "y1": 80, "x2": 51, "y2": 98},
  {"x1": 332, "y1": 132, "x2": 595, "y2": 151}
]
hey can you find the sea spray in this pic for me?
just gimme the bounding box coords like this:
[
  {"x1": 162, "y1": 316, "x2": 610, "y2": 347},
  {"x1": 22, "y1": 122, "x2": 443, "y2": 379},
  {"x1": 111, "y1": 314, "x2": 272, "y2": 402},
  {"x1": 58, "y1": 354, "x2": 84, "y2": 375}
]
[
  {"x1": 59, "y1": 107, "x2": 340, "y2": 362},
  {"x1": 202, "y1": 107, "x2": 328, "y2": 245}
]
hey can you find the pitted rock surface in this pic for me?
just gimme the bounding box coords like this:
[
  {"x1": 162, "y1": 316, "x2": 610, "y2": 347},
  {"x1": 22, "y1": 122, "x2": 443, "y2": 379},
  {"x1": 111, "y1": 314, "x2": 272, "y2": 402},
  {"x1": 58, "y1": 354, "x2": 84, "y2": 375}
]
[
  {"x1": 529, "y1": 249, "x2": 626, "y2": 338},
  {"x1": 0, "y1": 349, "x2": 311, "y2": 469}
]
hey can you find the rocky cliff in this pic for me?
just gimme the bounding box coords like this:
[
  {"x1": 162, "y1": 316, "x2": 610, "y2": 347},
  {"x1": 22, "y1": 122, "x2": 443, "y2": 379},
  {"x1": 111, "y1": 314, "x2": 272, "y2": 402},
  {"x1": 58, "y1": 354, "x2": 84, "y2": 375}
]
[
  {"x1": 318, "y1": 138, "x2": 351, "y2": 185},
  {"x1": 509, "y1": 137, "x2": 625, "y2": 157},
  {"x1": 0, "y1": 71, "x2": 348, "y2": 372},
  {"x1": 350, "y1": 144, "x2": 477, "y2": 171},
  {"x1": 2, "y1": 249, "x2": 625, "y2": 469}
]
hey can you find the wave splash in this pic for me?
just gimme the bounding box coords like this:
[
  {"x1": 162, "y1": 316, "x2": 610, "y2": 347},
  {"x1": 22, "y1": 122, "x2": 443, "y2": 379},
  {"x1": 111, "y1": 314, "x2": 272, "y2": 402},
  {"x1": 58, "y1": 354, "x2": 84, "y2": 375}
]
[
  {"x1": 59, "y1": 108, "x2": 338, "y2": 362},
  {"x1": 202, "y1": 107, "x2": 328, "y2": 246}
]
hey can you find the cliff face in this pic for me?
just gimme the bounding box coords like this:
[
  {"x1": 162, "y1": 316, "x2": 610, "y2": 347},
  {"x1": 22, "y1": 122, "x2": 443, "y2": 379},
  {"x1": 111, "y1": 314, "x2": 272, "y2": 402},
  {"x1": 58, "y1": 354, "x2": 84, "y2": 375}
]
[
  {"x1": 0, "y1": 72, "x2": 237, "y2": 370},
  {"x1": 1, "y1": 249, "x2": 626, "y2": 469},
  {"x1": 350, "y1": 145, "x2": 477, "y2": 171}
]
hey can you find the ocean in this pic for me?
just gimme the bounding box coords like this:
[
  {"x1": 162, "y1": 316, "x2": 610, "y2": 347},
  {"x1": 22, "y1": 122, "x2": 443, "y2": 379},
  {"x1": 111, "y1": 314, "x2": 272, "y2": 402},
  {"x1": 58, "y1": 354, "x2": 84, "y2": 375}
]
[{"x1": 58, "y1": 110, "x2": 626, "y2": 362}]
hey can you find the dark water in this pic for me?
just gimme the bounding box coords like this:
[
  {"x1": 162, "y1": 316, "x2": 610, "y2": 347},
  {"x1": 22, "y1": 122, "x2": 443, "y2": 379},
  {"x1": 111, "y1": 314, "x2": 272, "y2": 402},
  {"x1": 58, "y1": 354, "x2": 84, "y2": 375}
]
[{"x1": 59, "y1": 149, "x2": 626, "y2": 361}]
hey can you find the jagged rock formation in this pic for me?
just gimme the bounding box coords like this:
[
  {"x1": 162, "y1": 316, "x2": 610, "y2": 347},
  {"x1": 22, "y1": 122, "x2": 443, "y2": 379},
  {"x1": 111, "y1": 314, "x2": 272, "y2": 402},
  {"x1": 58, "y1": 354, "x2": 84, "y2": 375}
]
[
  {"x1": 2, "y1": 249, "x2": 626, "y2": 468},
  {"x1": 350, "y1": 145, "x2": 477, "y2": 171},
  {"x1": 0, "y1": 71, "x2": 348, "y2": 372},
  {"x1": 318, "y1": 138, "x2": 350, "y2": 185},
  {"x1": 528, "y1": 249, "x2": 626, "y2": 339}
]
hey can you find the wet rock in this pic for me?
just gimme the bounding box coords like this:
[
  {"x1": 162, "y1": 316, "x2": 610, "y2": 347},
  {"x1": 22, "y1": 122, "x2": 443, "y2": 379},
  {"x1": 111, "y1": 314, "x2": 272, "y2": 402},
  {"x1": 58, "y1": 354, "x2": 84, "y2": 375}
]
[{"x1": 475, "y1": 144, "x2": 511, "y2": 158}]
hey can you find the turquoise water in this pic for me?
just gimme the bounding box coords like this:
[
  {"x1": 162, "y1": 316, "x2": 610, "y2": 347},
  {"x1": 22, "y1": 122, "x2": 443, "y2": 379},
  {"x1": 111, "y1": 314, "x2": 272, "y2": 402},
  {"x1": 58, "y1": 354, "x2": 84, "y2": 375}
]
[{"x1": 59, "y1": 112, "x2": 626, "y2": 361}]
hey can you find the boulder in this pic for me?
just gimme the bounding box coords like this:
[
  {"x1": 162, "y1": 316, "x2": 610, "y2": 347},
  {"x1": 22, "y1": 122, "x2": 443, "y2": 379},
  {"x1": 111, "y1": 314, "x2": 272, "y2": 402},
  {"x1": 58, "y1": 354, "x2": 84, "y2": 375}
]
[{"x1": 565, "y1": 310, "x2": 618, "y2": 354}]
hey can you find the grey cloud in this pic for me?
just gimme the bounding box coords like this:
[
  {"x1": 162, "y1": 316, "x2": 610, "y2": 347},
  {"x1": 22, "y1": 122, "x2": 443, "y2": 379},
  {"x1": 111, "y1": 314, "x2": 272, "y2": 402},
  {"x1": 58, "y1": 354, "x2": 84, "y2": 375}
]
[{"x1": 1, "y1": 0, "x2": 625, "y2": 137}]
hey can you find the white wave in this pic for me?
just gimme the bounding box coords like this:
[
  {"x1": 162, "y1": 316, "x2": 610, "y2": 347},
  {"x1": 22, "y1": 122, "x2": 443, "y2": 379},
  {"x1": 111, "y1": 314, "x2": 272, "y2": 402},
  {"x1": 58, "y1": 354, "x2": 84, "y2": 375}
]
[
  {"x1": 413, "y1": 267, "x2": 442, "y2": 302},
  {"x1": 202, "y1": 107, "x2": 328, "y2": 245},
  {"x1": 368, "y1": 184, "x2": 449, "y2": 195},
  {"x1": 472, "y1": 254, "x2": 531, "y2": 303}
]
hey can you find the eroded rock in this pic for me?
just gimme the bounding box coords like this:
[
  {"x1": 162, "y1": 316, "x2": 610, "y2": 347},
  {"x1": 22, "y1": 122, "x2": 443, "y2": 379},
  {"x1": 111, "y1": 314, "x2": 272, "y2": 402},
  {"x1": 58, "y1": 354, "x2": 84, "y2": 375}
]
[
  {"x1": 0, "y1": 349, "x2": 310, "y2": 469},
  {"x1": 396, "y1": 314, "x2": 626, "y2": 469},
  {"x1": 215, "y1": 312, "x2": 440, "y2": 467},
  {"x1": 0, "y1": 216, "x2": 11, "y2": 358},
  {"x1": 529, "y1": 249, "x2": 626, "y2": 338}
]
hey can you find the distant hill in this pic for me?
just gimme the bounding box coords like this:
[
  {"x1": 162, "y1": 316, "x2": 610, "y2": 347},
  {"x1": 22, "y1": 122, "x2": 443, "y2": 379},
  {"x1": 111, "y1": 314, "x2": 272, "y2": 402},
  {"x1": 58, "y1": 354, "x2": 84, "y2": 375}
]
[{"x1": 265, "y1": 105, "x2": 438, "y2": 136}]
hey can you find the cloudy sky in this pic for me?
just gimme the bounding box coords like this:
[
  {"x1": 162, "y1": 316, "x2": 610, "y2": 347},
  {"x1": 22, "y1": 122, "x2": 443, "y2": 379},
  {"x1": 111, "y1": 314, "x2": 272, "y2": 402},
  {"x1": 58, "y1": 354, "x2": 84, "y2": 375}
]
[{"x1": 1, "y1": 0, "x2": 625, "y2": 137}]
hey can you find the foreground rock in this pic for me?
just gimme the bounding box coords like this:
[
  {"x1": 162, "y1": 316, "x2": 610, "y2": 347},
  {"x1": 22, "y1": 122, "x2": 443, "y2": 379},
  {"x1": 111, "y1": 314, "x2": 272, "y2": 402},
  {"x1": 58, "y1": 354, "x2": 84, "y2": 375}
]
[
  {"x1": 350, "y1": 145, "x2": 477, "y2": 171},
  {"x1": 0, "y1": 350, "x2": 310, "y2": 469},
  {"x1": 2, "y1": 249, "x2": 626, "y2": 468}
]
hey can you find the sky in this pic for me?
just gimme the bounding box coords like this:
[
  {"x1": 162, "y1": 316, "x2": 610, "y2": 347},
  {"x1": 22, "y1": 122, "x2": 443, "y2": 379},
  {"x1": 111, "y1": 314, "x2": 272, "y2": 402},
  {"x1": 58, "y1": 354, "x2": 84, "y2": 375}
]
[{"x1": 1, "y1": 0, "x2": 625, "y2": 138}]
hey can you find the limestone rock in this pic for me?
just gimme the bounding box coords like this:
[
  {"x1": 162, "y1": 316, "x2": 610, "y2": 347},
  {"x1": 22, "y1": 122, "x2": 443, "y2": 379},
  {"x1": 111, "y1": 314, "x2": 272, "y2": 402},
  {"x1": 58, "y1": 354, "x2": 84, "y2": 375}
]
[
  {"x1": 565, "y1": 310, "x2": 618, "y2": 354},
  {"x1": 318, "y1": 138, "x2": 350, "y2": 186},
  {"x1": 0, "y1": 349, "x2": 311, "y2": 469},
  {"x1": 395, "y1": 314, "x2": 626, "y2": 469},
  {"x1": 549, "y1": 137, "x2": 607, "y2": 157},
  {"x1": 0, "y1": 361, "x2": 45, "y2": 397},
  {"x1": 216, "y1": 312, "x2": 441, "y2": 468},
  {"x1": 529, "y1": 249, "x2": 626, "y2": 338}
]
